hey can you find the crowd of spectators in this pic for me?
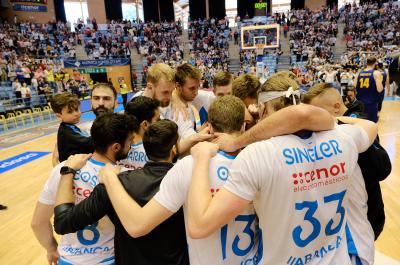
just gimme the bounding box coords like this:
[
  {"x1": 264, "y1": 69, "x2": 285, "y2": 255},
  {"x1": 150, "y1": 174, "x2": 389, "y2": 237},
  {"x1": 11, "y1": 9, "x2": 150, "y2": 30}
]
[
  {"x1": 0, "y1": 18, "x2": 88, "y2": 107},
  {"x1": 186, "y1": 18, "x2": 230, "y2": 87},
  {"x1": 289, "y1": 8, "x2": 339, "y2": 64},
  {"x1": 83, "y1": 20, "x2": 132, "y2": 59},
  {"x1": 342, "y1": 2, "x2": 400, "y2": 51},
  {"x1": 0, "y1": 20, "x2": 77, "y2": 60},
  {"x1": 134, "y1": 21, "x2": 184, "y2": 67}
]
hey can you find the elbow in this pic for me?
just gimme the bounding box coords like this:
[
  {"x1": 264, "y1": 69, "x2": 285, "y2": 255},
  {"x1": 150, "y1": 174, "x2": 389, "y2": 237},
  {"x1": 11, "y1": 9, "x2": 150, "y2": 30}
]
[
  {"x1": 187, "y1": 223, "x2": 213, "y2": 239},
  {"x1": 53, "y1": 216, "x2": 68, "y2": 235},
  {"x1": 126, "y1": 222, "x2": 153, "y2": 238},
  {"x1": 127, "y1": 227, "x2": 150, "y2": 238},
  {"x1": 31, "y1": 218, "x2": 42, "y2": 232}
]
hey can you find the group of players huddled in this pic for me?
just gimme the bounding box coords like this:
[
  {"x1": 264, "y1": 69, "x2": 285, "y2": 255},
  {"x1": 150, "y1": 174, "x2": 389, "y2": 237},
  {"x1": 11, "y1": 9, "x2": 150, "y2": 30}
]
[{"x1": 31, "y1": 59, "x2": 390, "y2": 265}]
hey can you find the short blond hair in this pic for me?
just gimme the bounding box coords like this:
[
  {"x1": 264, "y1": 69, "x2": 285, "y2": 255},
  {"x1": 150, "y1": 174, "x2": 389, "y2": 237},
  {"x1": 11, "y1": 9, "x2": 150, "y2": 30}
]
[
  {"x1": 302, "y1": 83, "x2": 335, "y2": 104},
  {"x1": 213, "y1": 71, "x2": 233, "y2": 87},
  {"x1": 208, "y1": 95, "x2": 245, "y2": 133},
  {"x1": 232, "y1": 74, "x2": 260, "y2": 100},
  {"x1": 147, "y1": 63, "x2": 175, "y2": 85},
  {"x1": 261, "y1": 71, "x2": 300, "y2": 111},
  {"x1": 261, "y1": 71, "x2": 299, "y2": 92}
]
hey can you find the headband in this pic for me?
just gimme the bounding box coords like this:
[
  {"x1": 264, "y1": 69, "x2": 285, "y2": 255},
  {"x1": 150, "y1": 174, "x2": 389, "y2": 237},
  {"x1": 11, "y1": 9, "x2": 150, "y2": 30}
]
[{"x1": 258, "y1": 87, "x2": 300, "y2": 105}]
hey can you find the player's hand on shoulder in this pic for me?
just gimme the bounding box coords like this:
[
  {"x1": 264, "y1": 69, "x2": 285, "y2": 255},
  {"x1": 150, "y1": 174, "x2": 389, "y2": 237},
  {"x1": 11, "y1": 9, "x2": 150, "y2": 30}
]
[
  {"x1": 212, "y1": 132, "x2": 238, "y2": 153},
  {"x1": 194, "y1": 123, "x2": 214, "y2": 142},
  {"x1": 98, "y1": 163, "x2": 121, "y2": 184},
  {"x1": 65, "y1": 153, "x2": 92, "y2": 171},
  {"x1": 191, "y1": 141, "x2": 219, "y2": 159}
]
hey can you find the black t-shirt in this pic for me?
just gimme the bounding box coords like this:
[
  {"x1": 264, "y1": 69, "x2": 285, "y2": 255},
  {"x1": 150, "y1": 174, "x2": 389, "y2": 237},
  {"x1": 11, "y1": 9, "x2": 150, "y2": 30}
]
[
  {"x1": 54, "y1": 162, "x2": 189, "y2": 265},
  {"x1": 57, "y1": 122, "x2": 94, "y2": 162}
]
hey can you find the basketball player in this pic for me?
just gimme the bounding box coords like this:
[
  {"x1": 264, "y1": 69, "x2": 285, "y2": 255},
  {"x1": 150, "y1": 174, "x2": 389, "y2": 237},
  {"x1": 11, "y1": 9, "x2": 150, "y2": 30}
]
[
  {"x1": 354, "y1": 57, "x2": 384, "y2": 122},
  {"x1": 53, "y1": 120, "x2": 189, "y2": 265},
  {"x1": 376, "y1": 62, "x2": 390, "y2": 112},
  {"x1": 302, "y1": 83, "x2": 392, "y2": 264},
  {"x1": 86, "y1": 96, "x2": 263, "y2": 264},
  {"x1": 32, "y1": 113, "x2": 136, "y2": 265},
  {"x1": 167, "y1": 63, "x2": 202, "y2": 138},
  {"x1": 77, "y1": 93, "x2": 336, "y2": 263},
  {"x1": 187, "y1": 73, "x2": 378, "y2": 265},
  {"x1": 189, "y1": 71, "x2": 233, "y2": 124},
  {"x1": 132, "y1": 62, "x2": 213, "y2": 153},
  {"x1": 131, "y1": 63, "x2": 175, "y2": 108},
  {"x1": 52, "y1": 83, "x2": 118, "y2": 166},
  {"x1": 118, "y1": 96, "x2": 160, "y2": 170},
  {"x1": 81, "y1": 83, "x2": 118, "y2": 132},
  {"x1": 232, "y1": 73, "x2": 262, "y2": 130}
]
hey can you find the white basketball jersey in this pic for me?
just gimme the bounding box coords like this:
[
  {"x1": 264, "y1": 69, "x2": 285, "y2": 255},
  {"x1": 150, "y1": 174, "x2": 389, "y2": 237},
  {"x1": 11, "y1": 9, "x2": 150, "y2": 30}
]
[
  {"x1": 346, "y1": 165, "x2": 375, "y2": 265},
  {"x1": 224, "y1": 125, "x2": 370, "y2": 265},
  {"x1": 192, "y1": 90, "x2": 216, "y2": 125},
  {"x1": 132, "y1": 90, "x2": 201, "y2": 137},
  {"x1": 160, "y1": 104, "x2": 199, "y2": 138},
  {"x1": 154, "y1": 151, "x2": 262, "y2": 265},
  {"x1": 39, "y1": 159, "x2": 115, "y2": 265},
  {"x1": 118, "y1": 141, "x2": 149, "y2": 171}
]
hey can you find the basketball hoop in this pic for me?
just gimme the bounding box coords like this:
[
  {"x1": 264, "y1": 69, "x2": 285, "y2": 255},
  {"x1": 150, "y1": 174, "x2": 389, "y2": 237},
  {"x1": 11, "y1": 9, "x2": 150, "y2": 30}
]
[{"x1": 256, "y1": 44, "x2": 264, "y2": 56}]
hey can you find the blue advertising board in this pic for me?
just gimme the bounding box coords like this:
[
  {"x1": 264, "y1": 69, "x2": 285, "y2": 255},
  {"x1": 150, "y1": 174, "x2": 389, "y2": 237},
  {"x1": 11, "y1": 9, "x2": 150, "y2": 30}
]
[
  {"x1": 13, "y1": 4, "x2": 48, "y2": 12},
  {"x1": 0, "y1": 152, "x2": 50, "y2": 174},
  {"x1": 64, "y1": 59, "x2": 131, "y2": 68}
]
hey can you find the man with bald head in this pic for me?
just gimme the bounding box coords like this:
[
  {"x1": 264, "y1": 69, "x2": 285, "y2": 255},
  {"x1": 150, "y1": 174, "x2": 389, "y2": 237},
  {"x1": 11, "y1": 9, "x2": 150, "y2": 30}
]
[
  {"x1": 303, "y1": 83, "x2": 391, "y2": 265},
  {"x1": 302, "y1": 83, "x2": 364, "y2": 118}
]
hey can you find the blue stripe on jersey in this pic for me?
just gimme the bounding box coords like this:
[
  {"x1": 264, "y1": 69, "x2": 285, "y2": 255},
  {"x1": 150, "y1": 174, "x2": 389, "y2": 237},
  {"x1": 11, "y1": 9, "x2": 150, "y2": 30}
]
[
  {"x1": 217, "y1": 150, "x2": 236, "y2": 160},
  {"x1": 89, "y1": 158, "x2": 106, "y2": 166},
  {"x1": 199, "y1": 107, "x2": 208, "y2": 125},
  {"x1": 58, "y1": 257, "x2": 73, "y2": 265},
  {"x1": 345, "y1": 223, "x2": 360, "y2": 258},
  {"x1": 66, "y1": 124, "x2": 89, "y2": 137},
  {"x1": 132, "y1": 141, "x2": 143, "y2": 147}
]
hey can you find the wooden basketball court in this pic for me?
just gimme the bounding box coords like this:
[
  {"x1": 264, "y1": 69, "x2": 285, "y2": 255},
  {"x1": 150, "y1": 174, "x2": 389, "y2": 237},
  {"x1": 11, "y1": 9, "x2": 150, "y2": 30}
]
[{"x1": 0, "y1": 101, "x2": 399, "y2": 265}]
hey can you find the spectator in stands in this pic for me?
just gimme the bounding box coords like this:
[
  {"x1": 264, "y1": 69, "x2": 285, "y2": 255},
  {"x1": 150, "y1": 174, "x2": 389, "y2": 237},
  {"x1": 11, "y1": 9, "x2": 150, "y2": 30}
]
[
  {"x1": 20, "y1": 82, "x2": 31, "y2": 107},
  {"x1": 119, "y1": 78, "x2": 130, "y2": 108}
]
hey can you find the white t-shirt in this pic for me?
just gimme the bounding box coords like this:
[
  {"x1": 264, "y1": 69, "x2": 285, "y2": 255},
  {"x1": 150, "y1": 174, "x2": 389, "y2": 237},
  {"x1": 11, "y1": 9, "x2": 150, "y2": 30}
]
[
  {"x1": 224, "y1": 125, "x2": 370, "y2": 265},
  {"x1": 132, "y1": 91, "x2": 199, "y2": 138},
  {"x1": 325, "y1": 71, "x2": 337, "y2": 83},
  {"x1": 39, "y1": 159, "x2": 115, "y2": 265},
  {"x1": 346, "y1": 165, "x2": 374, "y2": 265},
  {"x1": 160, "y1": 104, "x2": 199, "y2": 139},
  {"x1": 118, "y1": 141, "x2": 149, "y2": 171},
  {"x1": 154, "y1": 151, "x2": 262, "y2": 265},
  {"x1": 192, "y1": 90, "x2": 216, "y2": 125}
]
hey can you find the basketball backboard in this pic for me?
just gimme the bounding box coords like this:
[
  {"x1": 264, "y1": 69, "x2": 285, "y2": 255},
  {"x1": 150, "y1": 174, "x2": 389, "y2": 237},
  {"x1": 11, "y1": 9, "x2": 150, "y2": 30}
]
[{"x1": 241, "y1": 24, "x2": 280, "y2": 50}]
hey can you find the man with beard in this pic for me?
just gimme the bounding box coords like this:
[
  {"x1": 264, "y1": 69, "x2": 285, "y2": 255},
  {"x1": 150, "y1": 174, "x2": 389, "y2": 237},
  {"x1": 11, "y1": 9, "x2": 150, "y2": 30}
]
[
  {"x1": 53, "y1": 120, "x2": 189, "y2": 265},
  {"x1": 32, "y1": 113, "x2": 137, "y2": 265},
  {"x1": 52, "y1": 83, "x2": 118, "y2": 166},
  {"x1": 133, "y1": 63, "x2": 213, "y2": 154}
]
